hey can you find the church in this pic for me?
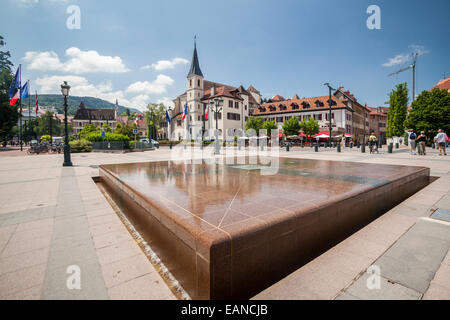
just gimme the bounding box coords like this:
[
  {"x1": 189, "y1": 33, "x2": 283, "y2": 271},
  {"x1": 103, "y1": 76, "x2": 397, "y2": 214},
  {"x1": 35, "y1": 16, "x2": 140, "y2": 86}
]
[{"x1": 171, "y1": 40, "x2": 262, "y2": 141}]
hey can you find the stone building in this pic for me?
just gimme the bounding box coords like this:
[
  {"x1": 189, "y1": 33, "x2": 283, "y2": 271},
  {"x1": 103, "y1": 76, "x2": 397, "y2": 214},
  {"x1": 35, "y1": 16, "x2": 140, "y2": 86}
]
[{"x1": 72, "y1": 101, "x2": 117, "y2": 135}]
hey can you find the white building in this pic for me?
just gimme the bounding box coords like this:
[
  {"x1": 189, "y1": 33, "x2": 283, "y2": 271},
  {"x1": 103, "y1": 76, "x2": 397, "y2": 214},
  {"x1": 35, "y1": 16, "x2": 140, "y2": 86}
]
[{"x1": 171, "y1": 40, "x2": 261, "y2": 141}]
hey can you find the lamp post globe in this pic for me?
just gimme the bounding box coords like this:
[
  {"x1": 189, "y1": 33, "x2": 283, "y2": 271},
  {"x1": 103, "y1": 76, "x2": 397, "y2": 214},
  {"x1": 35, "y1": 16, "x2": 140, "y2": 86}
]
[{"x1": 61, "y1": 81, "x2": 73, "y2": 167}]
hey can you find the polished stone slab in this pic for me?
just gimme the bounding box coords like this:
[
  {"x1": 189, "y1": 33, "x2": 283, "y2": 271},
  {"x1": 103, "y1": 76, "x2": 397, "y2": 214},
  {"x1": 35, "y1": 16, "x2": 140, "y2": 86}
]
[{"x1": 99, "y1": 157, "x2": 430, "y2": 299}]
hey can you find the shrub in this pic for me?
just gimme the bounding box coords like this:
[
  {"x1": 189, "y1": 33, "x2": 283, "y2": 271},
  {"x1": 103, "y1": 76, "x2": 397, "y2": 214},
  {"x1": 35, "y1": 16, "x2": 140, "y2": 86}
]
[
  {"x1": 70, "y1": 139, "x2": 92, "y2": 153},
  {"x1": 84, "y1": 132, "x2": 130, "y2": 143},
  {"x1": 41, "y1": 135, "x2": 51, "y2": 142}
]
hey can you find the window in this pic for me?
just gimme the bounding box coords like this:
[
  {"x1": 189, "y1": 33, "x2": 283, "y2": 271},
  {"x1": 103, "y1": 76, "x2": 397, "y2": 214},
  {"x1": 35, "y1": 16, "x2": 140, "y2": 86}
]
[
  {"x1": 332, "y1": 113, "x2": 335, "y2": 119},
  {"x1": 227, "y1": 113, "x2": 240, "y2": 121},
  {"x1": 318, "y1": 114, "x2": 322, "y2": 120},
  {"x1": 229, "y1": 100, "x2": 233, "y2": 108},
  {"x1": 214, "y1": 112, "x2": 222, "y2": 120},
  {"x1": 276, "y1": 117, "x2": 283, "y2": 123},
  {"x1": 198, "y1": 116, "x2": 201, "y2": 121},
  {"x1": 245, "y1": 116, "x2": 248, "y2": 122},
  {"x1": 245, "y1": 105, "x2": 247, "y2": 110},
  {"x1": 235, "y1": 101, "x2": 239, "y2": 109},
  {"x1": 197, "y1": 79, "x2": 200, "y2": 87},
  {"x1": 190, "y1": 79, "x2": 192, "y2": 87}
]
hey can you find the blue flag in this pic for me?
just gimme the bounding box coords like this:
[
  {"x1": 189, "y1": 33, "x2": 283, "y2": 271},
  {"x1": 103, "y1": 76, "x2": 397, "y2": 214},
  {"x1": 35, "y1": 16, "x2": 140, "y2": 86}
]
[
  {"x1": 166, "y1": 109, "x2": 171, "y2": 123},
  {"x1": 8, "y1": 65, "x2": 20, "y2": 99},
  {"x1": 21, "y1": 80, "x2": 30, "y2": 99}
]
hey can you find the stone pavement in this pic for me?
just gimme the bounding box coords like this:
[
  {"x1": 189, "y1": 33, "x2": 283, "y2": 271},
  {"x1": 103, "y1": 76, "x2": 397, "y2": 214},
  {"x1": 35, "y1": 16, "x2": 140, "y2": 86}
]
[{"x1": 0, "y1": 146, "x2": 449, "y2": 300}]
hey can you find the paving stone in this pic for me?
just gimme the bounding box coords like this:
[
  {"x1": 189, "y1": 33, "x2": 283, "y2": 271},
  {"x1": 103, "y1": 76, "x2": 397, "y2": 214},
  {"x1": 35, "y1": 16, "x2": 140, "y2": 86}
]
[
  {"x1": 0, "y1": 247, "x2": 49, "y2": 275},
  {"x1": 100, "y1": 254, "x2": 155, "y2": 288},
  {"x1": 0, "y1": 263, "x2": 47, "y2": 298},
  {"x1": 343, "y1": 273, "x2": 422, "y2": 300},
  {"x1": 107, "y1": 273, "x2": 173, "y2": 300},
  {"x1": 43, "y1": 260, "x2": 108, "y2": 300}
]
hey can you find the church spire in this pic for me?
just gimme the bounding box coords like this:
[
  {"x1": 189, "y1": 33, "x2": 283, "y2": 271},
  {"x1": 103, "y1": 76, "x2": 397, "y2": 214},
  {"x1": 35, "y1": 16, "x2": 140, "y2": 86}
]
[{"x1": 187, "y1": 36, "x2": 203, "y2": 78}]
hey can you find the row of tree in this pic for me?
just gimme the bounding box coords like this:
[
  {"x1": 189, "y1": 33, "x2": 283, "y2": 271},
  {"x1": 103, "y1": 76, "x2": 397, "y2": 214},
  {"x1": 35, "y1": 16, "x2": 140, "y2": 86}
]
[
  {"x1": 244, "y1": 115, "x2": 320, "y2": 139},
  {"x1": 387, "y1": 82, "x2": 450, "y2": 141}
]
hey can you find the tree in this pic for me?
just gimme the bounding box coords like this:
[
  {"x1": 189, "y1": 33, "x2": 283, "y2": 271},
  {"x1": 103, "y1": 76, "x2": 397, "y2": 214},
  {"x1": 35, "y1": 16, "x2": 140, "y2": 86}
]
[
  {"x1": 101, "y1": 122, "x2": 112, "y2": 133},
  {"x1": 404, "y1": 88, "x2": 450, "y2": 141},
  {"x1": 78, "y1": 123, "x2": 99, "y2": 139},
  {"x1": 144, "y1": 103, "x2": 166, "y2": 133},
  {"x1": 387, "y1": 83, "x2": 409, "y2": 138},
  {"x1": 300, "y1": 117, "x2": 319, "y2": 141},
  {"x1": 262, "y1": 120, "x2": 277, "y2": 136},
  {"x1": 37, "y1": 111, "x2": 62, "y2": 136},
  {"x1": 282, "y1": 116, "x2": 301, "y2": 136},
  {"x1": 245, "y1": 116, "x2": 264, "y2": 135},
  {"x1": 125, "y1": 108, "x2": 131, "y2": 117},
  {"x1": 0, "y1": 35, "x2": 18, "y2": 142}
]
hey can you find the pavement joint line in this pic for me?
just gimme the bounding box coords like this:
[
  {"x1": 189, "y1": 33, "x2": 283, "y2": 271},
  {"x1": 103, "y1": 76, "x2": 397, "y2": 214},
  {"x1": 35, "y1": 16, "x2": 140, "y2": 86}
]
[{"x1": 419, "y1": 216, "x2": 450, "y2": 226}]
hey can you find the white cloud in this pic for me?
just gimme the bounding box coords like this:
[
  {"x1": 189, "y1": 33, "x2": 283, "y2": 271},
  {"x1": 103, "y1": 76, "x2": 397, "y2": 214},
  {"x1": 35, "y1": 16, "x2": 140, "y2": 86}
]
[
  {"x1": 156, "y1": 97, "x2": 175, "y2": 109},
  {"x1": 24, "y1": 47, "x2": 129, "y2": 74},
  {"x1": 34, "y1": 75, "x2": 149, "y2": 110},
  {"x1": 125, "y1": 74, "x2": 174, "y2": 95},
  {"x1": 383, "y1": 45, "x2": 429, "y2": 67},
  {"x1": 18, "y1": 0, "x2": 39, "y2": 7},
  {"x1": 141, "y1": 58, "x2": 189, "y2": 71}
]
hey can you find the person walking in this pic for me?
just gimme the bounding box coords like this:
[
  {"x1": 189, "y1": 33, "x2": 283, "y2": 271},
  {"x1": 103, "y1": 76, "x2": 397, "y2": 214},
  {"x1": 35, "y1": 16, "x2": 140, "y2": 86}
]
[
  {"x1": 416, "y1": 131, "x2": 427, "y2": 155},
  {"x1": 408, "y1": 130, "x2": 417, "y2": 155},
  {"x1": 434, "y1": 129, "x2": 448, "y2": 156}
]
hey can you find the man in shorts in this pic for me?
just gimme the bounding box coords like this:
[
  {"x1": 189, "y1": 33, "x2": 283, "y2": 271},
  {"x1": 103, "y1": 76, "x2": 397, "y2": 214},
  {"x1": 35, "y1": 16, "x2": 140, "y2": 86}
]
[
  {"x1": 408, "y1": 130, "x2": 417, "y2": 155},
  {"x1": 434, "y1": 129, "x2": 448, "y2": 156}
]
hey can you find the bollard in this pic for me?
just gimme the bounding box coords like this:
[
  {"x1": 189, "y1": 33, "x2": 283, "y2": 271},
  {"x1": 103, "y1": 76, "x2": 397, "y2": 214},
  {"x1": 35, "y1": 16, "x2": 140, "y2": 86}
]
[
  {"x1": 350, "y1": 142, "x2": 353, "y2": 149},
  {"x1": 357, "y1": 142, "x2": 360, "y2": 148},
  {"x1": 388, "y1": 143, "x2": 393, "y2": 153},
  {"x1": 337, "y1": 144, "x2": 341, "y2": 153},
  {"x1": 286, "y1": 144, "x2": 290, "y2": 152},
  {"x1": 361, "y1": 144, "x2": 366, "y2": 153},
  {"x1": 184, "y1": 144, "x2": 187, "y2": 150},
  {"x1": 432, "y1": 143, "x2": 435, "y2": 149},
  {"x1": 169, "y1": 142, "x2": 172, "y2": 150},
  {"x1": 314, "y1": 145, "x2": 318, "y2": 152},
  {"x1": 395, "y1": 143, "x2": 399, "y2": 149}
]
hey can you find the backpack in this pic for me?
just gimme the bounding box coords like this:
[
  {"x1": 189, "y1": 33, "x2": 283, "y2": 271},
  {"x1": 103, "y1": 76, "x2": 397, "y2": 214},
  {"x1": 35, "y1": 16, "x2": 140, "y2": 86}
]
[{"x1": 410, "y1": 133, "x2": 416, "y2": 139}]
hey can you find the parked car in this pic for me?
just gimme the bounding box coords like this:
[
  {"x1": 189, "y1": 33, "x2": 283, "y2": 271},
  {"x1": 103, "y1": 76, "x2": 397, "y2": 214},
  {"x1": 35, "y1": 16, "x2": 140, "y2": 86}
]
[{"x1": 139, "y1": 138, "x2": 159, "y2": 148}]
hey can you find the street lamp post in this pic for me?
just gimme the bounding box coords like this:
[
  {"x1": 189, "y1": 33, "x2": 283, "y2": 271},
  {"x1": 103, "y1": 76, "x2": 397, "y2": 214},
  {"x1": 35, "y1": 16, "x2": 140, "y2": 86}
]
[
  {"x1": 61, "y1": 81, "x2": 72, "y2": 167},
  {"x1": 211, "y1": 98, "x2": 223, "y2": 155},
  {"x1": 324, "y1": 83, "x2": 335, "y2": 148}
]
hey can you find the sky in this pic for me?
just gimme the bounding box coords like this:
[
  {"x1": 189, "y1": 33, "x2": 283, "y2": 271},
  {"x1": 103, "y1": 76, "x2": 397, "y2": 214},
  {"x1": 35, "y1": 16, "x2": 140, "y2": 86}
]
[{"x1": 1, "y1": 0, "x2": 449, "y2": 111}]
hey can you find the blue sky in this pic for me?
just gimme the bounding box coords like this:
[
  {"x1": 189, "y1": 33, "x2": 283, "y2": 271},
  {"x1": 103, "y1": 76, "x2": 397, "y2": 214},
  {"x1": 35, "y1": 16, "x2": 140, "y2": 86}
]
[{"x1": 1, "y1": 0, "x2": 449, "y2": 111}]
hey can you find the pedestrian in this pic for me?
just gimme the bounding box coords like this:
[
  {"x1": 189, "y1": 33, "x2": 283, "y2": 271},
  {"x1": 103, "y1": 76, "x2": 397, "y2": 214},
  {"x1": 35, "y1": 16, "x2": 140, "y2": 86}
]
[
  {"x1": 369, "y1": 131, "x2": 378, "y2": 154},
  {"x1": 416, "y1": 131, "x2": 427, "y2": 155},
  {"x1": 434, "y1": 129, "x2": 448, "y2": 156},
  {"x1": 408, "y1": 130, "x2": 417, "y2": 155}
]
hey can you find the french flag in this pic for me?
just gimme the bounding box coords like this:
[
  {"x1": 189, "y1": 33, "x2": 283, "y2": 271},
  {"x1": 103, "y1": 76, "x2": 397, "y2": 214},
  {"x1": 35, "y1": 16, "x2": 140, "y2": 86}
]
[
  {"x1": 181, "y1": 103, "x2": 188, "y2": 121},
  {"x1": 35, "y1": 91, "x2": 39, "y2": 115},
  {"x1": 205, "y1": 100, "x2": 209, "y2": 120},
  {"x1": 9, "y1": 91, "x2": 19, "y2": 106}
]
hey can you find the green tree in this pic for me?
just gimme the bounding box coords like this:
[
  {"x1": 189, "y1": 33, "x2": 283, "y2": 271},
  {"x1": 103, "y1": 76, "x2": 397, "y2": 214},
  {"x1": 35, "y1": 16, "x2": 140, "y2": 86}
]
[
  {"x1": 387, "y1": 83, "x2": 409, "y2": 138},
  {"x1": 0, "y1": 35, "x2": 18, "y2": 141},
  {"x1": 245, "y1": 116, "x2": 264, "y2": 135},
  {"x1": 38, "y1": 111, "x2": 62, "y2": 136},
  {"x1": 145, "y1": 103, "x2": 165, "y2": 135},
  {"x1": 262, "y1": 120, "x2": 277, "y2": 136},
  {"x1": 101, "y1": 122, "x2": 112, "y2": 133},
  {"x1": 125, "y1": 108, "x2": 131, "y2": 117},
  {"x1": 282, "y1": 116, "x2": 301, "y2": 136},
  {"x1": 78, "y1": 123, "x2": 99, "y2": 139},
  {"x1": 300, "y1": 117, "x2": 319, "y2": 141},
  {"x1": 404, "y1": 88, "x2": 450, "y2": 140},
  {"x1": 114, "y1": 122, "x2": 135, "y2": 139}
]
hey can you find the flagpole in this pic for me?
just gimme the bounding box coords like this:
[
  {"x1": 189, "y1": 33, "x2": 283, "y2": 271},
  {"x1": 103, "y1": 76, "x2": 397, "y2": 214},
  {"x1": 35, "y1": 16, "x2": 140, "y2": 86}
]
[
  {"x1": 28, "y1": 86, "x2": 31, "y2": 144},
  {"x1": 18, "y1": 65, "x2": 22, "y2": 151}
]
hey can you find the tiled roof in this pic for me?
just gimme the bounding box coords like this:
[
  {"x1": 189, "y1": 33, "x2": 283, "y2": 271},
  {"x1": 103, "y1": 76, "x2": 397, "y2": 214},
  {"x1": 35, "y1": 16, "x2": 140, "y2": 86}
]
[
  {"x1": 272, "y1": 95, "x2": 285, "y2": 101},
  {"x1": 434, "y1": 77, "x2": 450, "y2": 91},
  {"x1": 253, "y1": 95, "x2": 347, "y2": 115},
  {"x1": 73, "y1": 102, "x2": 115, "y2": 121},
  {"x1": 202, "y1": 85, "x2": 244, "y2": 101},
  {"x1": 247, "y1": 85, "x2": 260, "y2": 94}
]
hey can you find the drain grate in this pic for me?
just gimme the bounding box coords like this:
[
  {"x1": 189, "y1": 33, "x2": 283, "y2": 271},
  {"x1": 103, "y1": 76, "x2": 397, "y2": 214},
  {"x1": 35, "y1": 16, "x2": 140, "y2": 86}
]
[{"x1": 430, "y1": 208, "x2": 450, "y2": 222}]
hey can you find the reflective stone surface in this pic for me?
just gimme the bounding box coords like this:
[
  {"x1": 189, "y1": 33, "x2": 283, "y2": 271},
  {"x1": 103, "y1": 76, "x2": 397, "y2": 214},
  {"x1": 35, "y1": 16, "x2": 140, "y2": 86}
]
[{"x1": 99, "y1": 157, "x2": 430, "y2": 299}]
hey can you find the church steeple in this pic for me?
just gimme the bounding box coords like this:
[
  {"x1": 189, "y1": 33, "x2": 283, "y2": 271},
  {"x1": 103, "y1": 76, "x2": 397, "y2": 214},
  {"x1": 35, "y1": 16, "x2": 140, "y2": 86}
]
[{"x1": 187, "y1": 37, "x2": 203, "y2": 78}]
